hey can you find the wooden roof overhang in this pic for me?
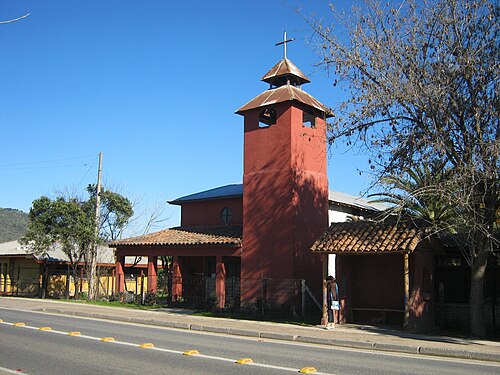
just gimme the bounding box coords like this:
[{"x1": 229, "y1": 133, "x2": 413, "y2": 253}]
[
  {"x1": 110, "y1": 225, "x2": 242, "y2": 258},
  {"x1": 311, "y1": 221, "x2": 426, "y2": 255},
  {"x1": 235, "y1": 84, "x2": 332, "y2": 117},
  {"x1": 114, "y1": 245, "x2": 242, "y2": 258}
]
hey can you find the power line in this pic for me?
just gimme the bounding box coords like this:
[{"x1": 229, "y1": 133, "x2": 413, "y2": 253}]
[
  {"x1": 0, "y1": 164, "x2": 93, "y2": 171},
  {"x1": 0, "y1": 154, "x2": 96, "y2": 171}
]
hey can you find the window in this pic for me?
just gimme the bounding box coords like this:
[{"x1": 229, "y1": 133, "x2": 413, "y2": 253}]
[
  {"x1": 221, "y1": 207, "x2": 233, "y2": 224},
  {"x1": 302, "y1": 109, "x2": 316, "y2": 128},
  {"x1": 258, "y1": 108, "x2": 276, "y2": 128}
]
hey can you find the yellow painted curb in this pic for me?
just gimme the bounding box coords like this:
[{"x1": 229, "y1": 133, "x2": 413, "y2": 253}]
[
  {"x1": 39, "y1": 327, "x2": 52, "y2": 331},
  {"x1": 68, "y1": 331, "x2": 81, "y2": 336},
  {"x1": 299, "y1": 367, "x2": 317, "y2": 374},
  {"x1": 235, "y1": 358, "x2": 253, "y2": 364},
  {"x1": 101, "y1": 337, "x2": 115, "y2": 342},
  {"x1": 139, "y1": 343, "x2": 155, "y2": 349},
  {"x1": 14, "y1": 322, "x2": 25, "y2": 327},
  {"x1": 183, "y1": 350, "x2": 200, "y2": 356}
]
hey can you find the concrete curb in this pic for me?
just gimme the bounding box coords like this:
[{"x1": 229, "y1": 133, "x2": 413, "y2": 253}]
[
  {"x1": 372, "y1": 342, "x2": 420, "y2": 355},
  {"x1": 39, "y1": 308, "x2": 500, "y2": 363}
]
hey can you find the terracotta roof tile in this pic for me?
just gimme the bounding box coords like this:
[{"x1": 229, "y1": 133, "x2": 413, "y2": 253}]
[
  {"x1": 311, "y1": 221, "x2": 424, "y2": 254},
  {"x1": 110, "y1": 225, "x2": 242, "y2": 247},
  {"x1": 261, "y1": 58, "x2": 310, "y2": 86},
  {"x1": 235, "y1": 84, "x2": 332, "y2": 116}
]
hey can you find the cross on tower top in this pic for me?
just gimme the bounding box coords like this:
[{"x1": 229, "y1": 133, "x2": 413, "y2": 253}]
[{"x1": 275, "y1": 31, "x2": 295, "y2": 59}]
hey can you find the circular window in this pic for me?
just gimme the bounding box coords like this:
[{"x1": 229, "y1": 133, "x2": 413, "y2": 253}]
[{"x1": 220, "y1": 207, "x2": 233, "y2": 224}]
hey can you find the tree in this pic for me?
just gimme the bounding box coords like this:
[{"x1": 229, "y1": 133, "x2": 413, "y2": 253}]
[
  {"x1": 84, "y1": 184, "x2": 133, "y2": 300},
  {"x1": 308, "y1": 0, "x2": 499, "y2": 336},
  {"x1": 370, "y1": 162, "x2": 456, "y2": 227},
  {"x1": 21, "y1": 187, "x2": 133, "y2": 301},
  {"x1": 85, "y1": 184, "x2": 134, "y2": 242},
  {"x1": 20, "y1": 196, "x2": 94, "y2": 298}
]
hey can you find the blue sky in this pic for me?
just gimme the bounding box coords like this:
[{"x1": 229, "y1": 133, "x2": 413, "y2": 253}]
[{"x1": 1, "y1": 0, "x2": 372, "y2": 235}]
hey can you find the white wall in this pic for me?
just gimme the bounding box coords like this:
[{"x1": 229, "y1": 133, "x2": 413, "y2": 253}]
[{"x1": 327, "y1": 208, "x2": 350, "y2": 278}]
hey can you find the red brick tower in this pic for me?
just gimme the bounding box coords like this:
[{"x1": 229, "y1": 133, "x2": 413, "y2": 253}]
[{"x1": 236, "y1": 54, "x2": 331, "y2": 306}]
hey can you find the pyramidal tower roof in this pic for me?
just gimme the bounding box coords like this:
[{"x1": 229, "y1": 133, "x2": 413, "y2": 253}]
[
  {"x1": 236, "y1": 32, "x2": 332, "y2": 117},
  {"x1": 261, "y1": 58, "x2": 310, "y2": 87},
  {"x1": 236, "y1": 58, "x2": 332, "y2": 117}
]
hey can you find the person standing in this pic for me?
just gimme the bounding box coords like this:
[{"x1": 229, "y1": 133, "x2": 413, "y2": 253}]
[{"x1": 326, "y1": 276, "x2": 339, "y2": 329}]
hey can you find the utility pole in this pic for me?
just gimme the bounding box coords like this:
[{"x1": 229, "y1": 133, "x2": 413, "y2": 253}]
[{"x1": 89, "y1": 152, "x2": 102, "y2": 300}]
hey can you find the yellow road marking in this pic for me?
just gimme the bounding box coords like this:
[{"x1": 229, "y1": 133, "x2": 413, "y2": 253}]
[
  {"x1": 39, "y1": 326, "x2": 52, "y2": 331},
  {"x1": 299, "y1": 367, "x2": 318, "y2": 374},
  {"x1": 183, "y1": 349, "x2": 200, "y2": 356},
  {"x1": 236, "y1": 358, "x2": 253, "y2": 364},
  {"x1": 101, "y1": 337, "x2": 115, "y2": 342},
  {"x1": 0, "y1": 320, "x2": 333, "y2": 374}
]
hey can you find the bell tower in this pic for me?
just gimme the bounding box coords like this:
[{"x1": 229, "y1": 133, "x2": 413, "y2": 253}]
[{"x1": 236, "y1": 35, "x2": 331, "y2": 305}]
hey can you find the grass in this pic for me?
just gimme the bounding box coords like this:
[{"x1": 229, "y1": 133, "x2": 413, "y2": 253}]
[
  {"x1": 55, "y1": 298, "x2": 320, "y2": 325},
  {"x1": 57, "y1": 298, "x2": 163, "y2": 310}
]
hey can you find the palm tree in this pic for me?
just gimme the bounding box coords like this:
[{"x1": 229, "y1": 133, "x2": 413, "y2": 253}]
[{"x1": 369, "y1": 161, "x2": 455, "y2": 230}]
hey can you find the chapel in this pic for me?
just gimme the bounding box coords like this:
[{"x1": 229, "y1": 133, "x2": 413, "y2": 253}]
[{"x1": 110, "y1": 42, "x2": 384, "y2": 311}]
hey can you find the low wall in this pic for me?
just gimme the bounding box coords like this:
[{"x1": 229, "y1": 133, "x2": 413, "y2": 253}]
[{"x1": 437, "y1": 303, "x2": 499, "y2": 334}]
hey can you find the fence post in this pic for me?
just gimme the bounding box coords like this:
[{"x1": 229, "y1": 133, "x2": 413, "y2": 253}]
[
  {"x1": 261, "y1": 278, "x2": 266, "y2": 317},
  {"x1": 232, "y1": 276, "x2": 236, "y2": 305},
  {"x1": 438, "y1": 282, "x2": 445, "y2": 327},
  {"x1": 301, "y1": 279, "x2": 306, "y2": 317},
  {"x1": 140, "y1": 271, "x2": 145, "y2": 305}
]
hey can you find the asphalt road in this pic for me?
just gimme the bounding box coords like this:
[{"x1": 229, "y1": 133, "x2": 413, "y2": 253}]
[{"x1": 0, "y1": 308, "x2": 498, "y2": 375}]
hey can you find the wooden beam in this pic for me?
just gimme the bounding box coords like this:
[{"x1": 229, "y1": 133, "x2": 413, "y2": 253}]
[
  {"x1": 404, "y1": 252, "x2": 410, "y2": 329},
  {"x1": 321, "y1": 253, "x2": 328, "y2": 326}
]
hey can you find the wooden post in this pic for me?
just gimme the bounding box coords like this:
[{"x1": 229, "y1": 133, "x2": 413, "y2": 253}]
[
  {"x1": 140, "y1": 270, "x2": 145, "y2": 304},
  {"x1": 321, "y1": 253, "x2": 328, "y2": 326},
  {"x1": 215, "y1": 255, "x2": 226, "y2": 309},
  {"x1": 79, "y1": 266, "x2": 84, "y2": 295},
  {"x1": 171, "y1": 256, "x2": 182, "y2": 301},
  {"x1": 147, "y1": 256, "x2": 158, "y2": 294},
  {"x1": 404, "y1": 252, "x2": 410, "y2": 329},
  {"x1": 65, "y1": 264, "x2": 70, "y2": 299},
  {"x1": 115, "y1": 255, "x2": 125, "y2": 294},
  {"x1": 301, "y1": 279, "x2": 306, "y2": 317}
]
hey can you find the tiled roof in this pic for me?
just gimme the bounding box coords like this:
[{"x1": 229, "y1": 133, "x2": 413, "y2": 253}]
[
  {"x1": 110, "y1": 225, "x2": 242, "y2": 247},
  {"x1": 235, "y1": 84, "x2": 332, "y2": 116},
  {"x1": 261, "y1": 58, "x2": 310, "y2": 86},
  {"x1": 311, "y1": 221, "x2": 424, "y2": 254}
]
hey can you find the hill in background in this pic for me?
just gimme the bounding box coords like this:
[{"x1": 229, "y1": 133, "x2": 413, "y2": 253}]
[{"x1": 0, "y1": 208, "x2": 29, "y2": 243}]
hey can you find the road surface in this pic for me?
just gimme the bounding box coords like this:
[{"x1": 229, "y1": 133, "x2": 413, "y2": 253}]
[{"x1": 0, "y1": 308, "x2": 498, "y2": 375}]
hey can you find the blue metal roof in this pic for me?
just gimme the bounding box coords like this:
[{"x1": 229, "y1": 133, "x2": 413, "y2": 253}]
[
  {"x1": 169, "y1": 183, "x2": 386, "y2": 212},
  {"x1": 168, "y1": 184, "x2": 243, "y2": 205}
]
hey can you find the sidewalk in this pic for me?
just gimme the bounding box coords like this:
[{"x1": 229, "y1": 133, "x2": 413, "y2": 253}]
[{"x1": 1, "y1": 297, "x2": 499, "y2": 363}]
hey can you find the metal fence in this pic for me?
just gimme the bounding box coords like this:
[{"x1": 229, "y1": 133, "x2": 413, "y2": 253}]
[
  {"x1": 155, "y1": 275, "x2": 321, "y2": 317},
  {"x1": 1, "y1": 270, "x2": 322, "y2": 317}
]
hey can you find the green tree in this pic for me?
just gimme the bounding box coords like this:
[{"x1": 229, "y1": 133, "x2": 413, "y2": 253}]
[
  {"x1": 21, "y1": 187, "x2": 133, "y2": 300},
  {"x1": 84, "y1": 184, "x2": 133, "y2": 300},
  {"x1": 308, "y1": 0, "x2": 499, "y2": 336},
  {"x1": 85, "y1": 184, "x2": 134, "y2": 242},
  {"x1": 20, "y1": 196, "x2": 94, "y2": 297},
  {"x1": 370, "y1": 162, "x2": 455, "y2": 227}
]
